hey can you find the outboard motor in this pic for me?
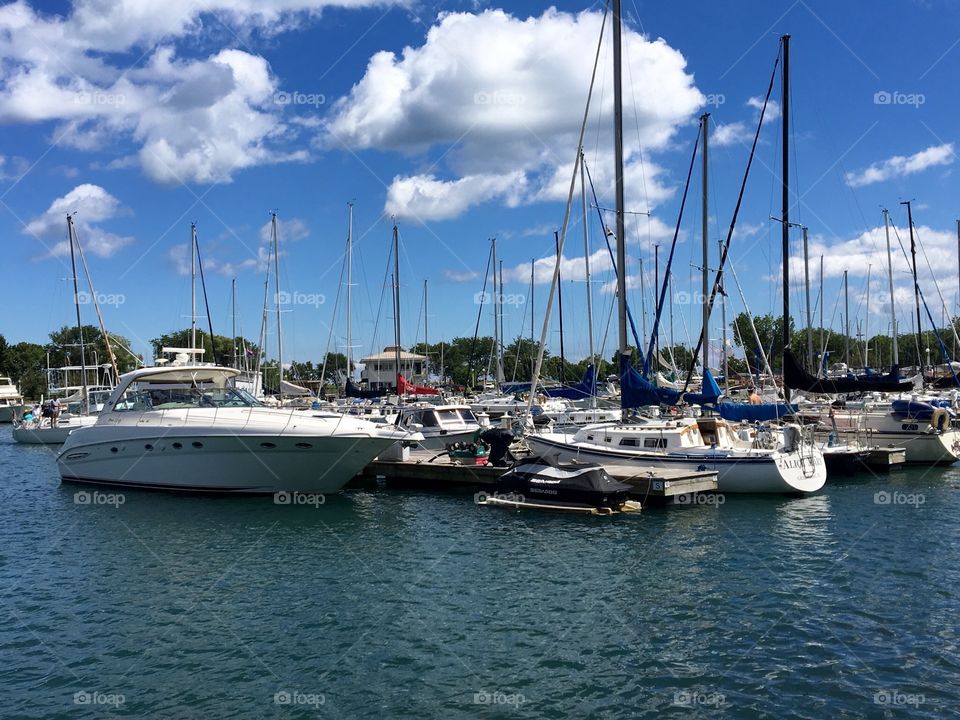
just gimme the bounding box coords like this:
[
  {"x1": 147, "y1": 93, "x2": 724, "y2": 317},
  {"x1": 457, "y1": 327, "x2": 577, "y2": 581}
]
[{"x1": 480, "y1": 427, "x2": 515, "y2": 466}]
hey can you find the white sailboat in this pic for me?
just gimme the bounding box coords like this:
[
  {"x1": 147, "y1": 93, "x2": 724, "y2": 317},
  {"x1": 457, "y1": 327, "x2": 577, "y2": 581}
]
[
  {"x1": 525, "y1": 28, "x2": 824, "y2": 494},
  {"x1": 14, "y1": 213, "x2": 117, "y2": 444}
]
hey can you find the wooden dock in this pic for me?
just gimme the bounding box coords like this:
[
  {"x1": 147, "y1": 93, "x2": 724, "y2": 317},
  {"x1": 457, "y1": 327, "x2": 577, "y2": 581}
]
[{"x1": 354, "y1": 450, "x2": 718, "y2": 506}]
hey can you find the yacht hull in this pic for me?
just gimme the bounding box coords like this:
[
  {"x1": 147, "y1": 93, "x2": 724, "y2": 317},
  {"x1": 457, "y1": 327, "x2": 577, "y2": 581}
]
[
  {"x1": 57, "y1": 429, "x2": 397, "y2": 494},
  {"x1": 527, "y1": 433, "x2": 826, "y2": 494},
  {"x1": 859, "y1": 430, "x2": 960, "y2": 465}
]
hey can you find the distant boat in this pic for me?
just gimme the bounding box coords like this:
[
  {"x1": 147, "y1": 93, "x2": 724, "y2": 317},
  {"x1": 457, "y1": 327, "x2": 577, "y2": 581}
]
[
  {"x1": 0, "y1": 376, "x2": 24, "y2": 423},
  {"x1": 390, "y1": 403, "x2": 482, "y2": 450}
]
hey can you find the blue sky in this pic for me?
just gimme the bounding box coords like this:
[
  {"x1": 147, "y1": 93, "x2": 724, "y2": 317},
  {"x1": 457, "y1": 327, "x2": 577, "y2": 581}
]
[{"x1": 2, "y1": 0, "x2": 959, "y2": 368}]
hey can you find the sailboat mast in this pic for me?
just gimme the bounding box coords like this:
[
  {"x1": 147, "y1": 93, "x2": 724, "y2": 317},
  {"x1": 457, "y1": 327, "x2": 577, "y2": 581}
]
[
  {"x1": 581, "y1": 149, "x2": 596, "y2": 387},
  {"x1": 720, "y1": 239, "x2": 729, "y2": 391},
  {"x1": 780, "y1": 33, "x2": 791, "y2": 402},
  {"x1": 191, "y1": 222, "x2": 197, "y2": 351},
  {"x1": 613, "y1": 0, "x2": 628, "y2": 365},
  {"x1": 530, "y1": 258, "x2": 535, "y2": 380},
  {"x1": 423, "y1": 279, "x2": 428, "y2": 373},
  {"x1": 864, "y1": 265, "x2": 871, "y2": 368},
  {"x1": 393, "y1": 223, "x2": 401, "y2": 393},
  {"x1": 346, "y1": 202, "x2": 354, "y2": 380},
  {"x1": 902, "y1": 200, "x2": 922, "y2": 370},
  {"x1": 272, "y1": 212, "x2": 284, "y2": 397},
  {"x1": 701, "y1": 112, "x2": 710, "y2": 375},
  {"x1": 491, "y1": 238, "x2": 502, "y2": 385},
  {"x1": 232, "y1": 278, "x2": 237, "y2": 369},
  {"x1": 817, "y1": 255, "x2": 826, "y2": 368},
  {"x1": 802, "y1": 225, "x2": 814, "y2": 368},
  {"x1": 555, "y1": 231, "x2": 566, "y2": 384},
  {"x1": 498, "y1": 260, "x2": 504, "y2": 380},
  {"x1": 67, "y1": 214, "x2": 89, "y2": 415},
  {"x1": 883, "y1": 208, "x2": 899, "y2": 366},
  {"x1": 844, "y1": 270, "x2": 850, "y2": 366}
]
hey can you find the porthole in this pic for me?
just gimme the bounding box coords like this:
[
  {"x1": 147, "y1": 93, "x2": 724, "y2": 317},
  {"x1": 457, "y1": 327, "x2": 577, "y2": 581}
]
[
  {"x1": 172, "y1": 442, "x2": 182, "y2": 449},
  {"x1": 144, "y1": 444, "x2": 154, "y2": 451},
  {"x1": 260, "y1": 442, "x2": 277, "y2": 449},
  {"x1": 110, "y1": 447, "x2": 118, "y2": 453},
  {"x1": 192, "y1": 441, "x2": 203, "y2": 449},
  {"x1": 295, "y1": 442, "x2": 312, "y2": 449}
]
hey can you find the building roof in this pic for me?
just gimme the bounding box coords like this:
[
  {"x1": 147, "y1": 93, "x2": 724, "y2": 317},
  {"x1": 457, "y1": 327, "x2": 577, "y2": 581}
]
[{"x1": 360, "y1": 346, "x2": 427, "y2": 363}]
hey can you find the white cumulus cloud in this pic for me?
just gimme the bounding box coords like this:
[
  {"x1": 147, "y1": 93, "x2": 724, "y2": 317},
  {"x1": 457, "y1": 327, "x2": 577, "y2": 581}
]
[
  {"x1": 845, "y1": 143, "x2": 954, "y2": 187},
  {"x1": 24, "y1": 183, "x2": 133, "y2": 258},
  {"x1": 324, "y1": 8, "x2": 704, "y2": 221}
]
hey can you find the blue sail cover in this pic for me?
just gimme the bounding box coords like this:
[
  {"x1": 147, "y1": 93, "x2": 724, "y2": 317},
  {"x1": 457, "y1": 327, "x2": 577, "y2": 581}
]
[
  {"x1": 683, "y1": 368, "x2": 722, "y2": 406},
  {"x1": 716, "y1": 402, "x2": 797, "y2": 422},
  {"x1": 620, "y1": 355, "x2": 681, "y2": 409},
  {"x1": 543, "y1": 364, "x2": 597, "y2": 399}
]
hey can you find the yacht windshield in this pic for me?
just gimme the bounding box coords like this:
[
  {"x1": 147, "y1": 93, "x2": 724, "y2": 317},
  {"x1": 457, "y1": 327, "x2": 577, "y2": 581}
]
[{"x1": 113, "y1": 385, "x2": 261, "y2": 411}]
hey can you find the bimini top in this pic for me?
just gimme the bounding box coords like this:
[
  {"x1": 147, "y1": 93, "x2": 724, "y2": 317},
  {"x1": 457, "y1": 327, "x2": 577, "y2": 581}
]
[{"x1": 116, "y1": 364, "x2": 240, "y2": 390}]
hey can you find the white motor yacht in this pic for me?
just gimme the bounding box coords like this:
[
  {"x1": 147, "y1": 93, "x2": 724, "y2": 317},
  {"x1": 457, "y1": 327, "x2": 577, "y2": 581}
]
[
  {"x1": 388, "y1": 404, "x2": 484, "y2": 450},
  {"x1": 57, "y1": 363, "x2": 419, "y2": 494}
]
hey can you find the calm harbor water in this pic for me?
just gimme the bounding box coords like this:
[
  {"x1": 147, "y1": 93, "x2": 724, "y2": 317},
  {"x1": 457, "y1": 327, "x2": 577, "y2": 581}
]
[{"x1": 1, "y1": 427, "x2": 959, "y2": 719}]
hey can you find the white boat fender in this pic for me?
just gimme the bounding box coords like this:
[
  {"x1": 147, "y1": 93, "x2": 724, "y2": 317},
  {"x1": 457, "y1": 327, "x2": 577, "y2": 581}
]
[{"x1": 930, "y1": 408, "x2": 950, "y2": 433}]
